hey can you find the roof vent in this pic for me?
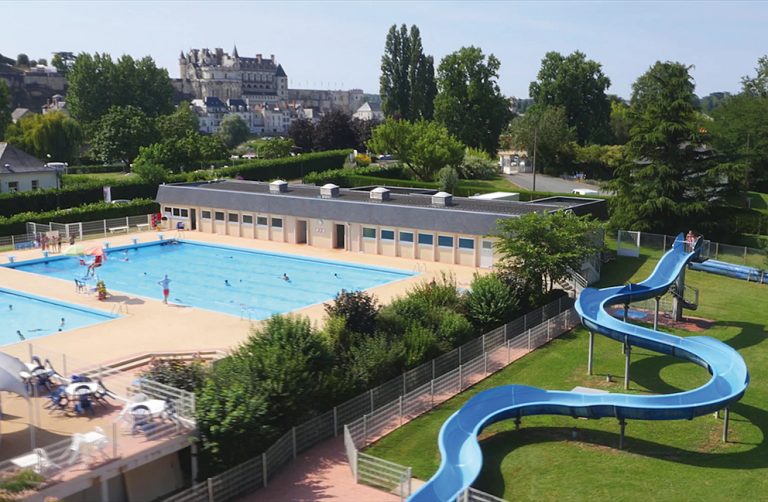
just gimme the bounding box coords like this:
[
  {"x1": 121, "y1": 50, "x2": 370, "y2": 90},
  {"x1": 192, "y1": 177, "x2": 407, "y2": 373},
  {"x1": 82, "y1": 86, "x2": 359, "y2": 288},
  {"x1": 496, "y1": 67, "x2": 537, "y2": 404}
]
[
  {"x1": 320, "y1": 183, "x2": 340, "y2": 199},
  {"x1": 432, "y1": 191, "x2": 453, "y2": 207},
  {"x1": 269, "y1": 180, "x2": 288, "y2": 194},
  {"x1": 370, "y1": 186, "x2": 390, "y2": 201}
]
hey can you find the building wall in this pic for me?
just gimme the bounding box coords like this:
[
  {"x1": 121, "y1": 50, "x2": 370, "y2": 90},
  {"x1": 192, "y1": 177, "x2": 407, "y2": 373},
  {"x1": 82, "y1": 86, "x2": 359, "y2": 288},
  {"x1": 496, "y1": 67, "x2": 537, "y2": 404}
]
[
  {"x1": 161, "y1": 203, "x2": 497, "y2": 268},
  {"x1": 0, "y1": 172, "x2": 57, "y2": 193}
]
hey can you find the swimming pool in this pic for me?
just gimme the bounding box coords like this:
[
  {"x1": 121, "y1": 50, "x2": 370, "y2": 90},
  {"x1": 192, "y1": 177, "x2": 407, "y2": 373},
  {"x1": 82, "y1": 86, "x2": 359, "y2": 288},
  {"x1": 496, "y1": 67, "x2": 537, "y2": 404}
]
[
  {"x1": 9, "y1": 240, "x2": 415, "y2": 319},
  {"x1": 0, "y1": 288, "x2": 118, "y2": 345}
]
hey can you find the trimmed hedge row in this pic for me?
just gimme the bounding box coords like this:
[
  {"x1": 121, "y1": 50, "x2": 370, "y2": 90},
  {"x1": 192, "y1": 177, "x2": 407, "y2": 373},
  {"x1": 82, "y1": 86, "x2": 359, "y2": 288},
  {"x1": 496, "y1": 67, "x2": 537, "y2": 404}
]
[
  {"x1": 303, "y1": 164, "x2": 401, "y2": 185},
  {"x1": 0, "y1": 150, "x2": 351, "y2": 217},
  {"x1": 0, "y1": 199, "x2": 159, "y2": 236},
  {"x1": 67, "y1": 164, "x2": 127, "y2": 174}
]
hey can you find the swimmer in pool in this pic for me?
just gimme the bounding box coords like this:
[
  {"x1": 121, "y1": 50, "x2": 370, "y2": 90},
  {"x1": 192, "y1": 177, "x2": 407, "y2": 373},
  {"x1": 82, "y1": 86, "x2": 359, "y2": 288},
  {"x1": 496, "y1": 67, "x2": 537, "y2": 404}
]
[
  {"x1": 282, "y1": 273, "x2": 290, "y2": 282},
  {"x1": 60, "y1": 317, "x2": 65, "y2": 328},
  {"x1": 9, "y1": 305, "x2": 12, "y2": 310},
  {"x1": 334, "y1": 273, "x2": 340, "y2": 279},
  {"x1": 16, "y1": 330, "x2": 24, "y2": 341},
  {"x1": 225, "y1": 280, "x2": 231, "y2": 286}
]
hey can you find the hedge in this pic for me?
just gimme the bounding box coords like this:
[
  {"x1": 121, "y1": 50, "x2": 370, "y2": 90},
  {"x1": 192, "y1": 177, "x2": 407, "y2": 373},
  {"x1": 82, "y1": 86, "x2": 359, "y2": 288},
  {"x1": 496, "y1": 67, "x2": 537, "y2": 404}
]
[
  {"x1": 303, "y1": 164, "x2": 400, "y2": 185},
  {"x1": 0, "y1": 199, "x2": 159, "y2": 236},
  {"x1": 0, "y1": 150, "x2": 351, "y2": 217},
  {"x1": 66, "y1": 164, "x2": 127, "y2": 174}
]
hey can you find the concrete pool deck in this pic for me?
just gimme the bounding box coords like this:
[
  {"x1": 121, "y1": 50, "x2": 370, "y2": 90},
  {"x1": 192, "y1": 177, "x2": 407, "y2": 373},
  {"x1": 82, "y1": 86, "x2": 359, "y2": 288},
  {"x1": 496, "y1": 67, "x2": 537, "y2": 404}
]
[{"x1": 0, "y1": 229, "x2": 483, "y2": 365}]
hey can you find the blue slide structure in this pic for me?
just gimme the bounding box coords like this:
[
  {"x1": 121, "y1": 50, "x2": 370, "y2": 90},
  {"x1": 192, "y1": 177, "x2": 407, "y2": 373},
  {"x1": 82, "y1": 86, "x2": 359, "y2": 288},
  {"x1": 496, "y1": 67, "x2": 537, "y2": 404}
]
[
  {"x1": 689, "y1": 259, "x2": 766, "y2": 284},
  {"x1": 409, "y1": 234, "x2": 749, "y2": 502}
]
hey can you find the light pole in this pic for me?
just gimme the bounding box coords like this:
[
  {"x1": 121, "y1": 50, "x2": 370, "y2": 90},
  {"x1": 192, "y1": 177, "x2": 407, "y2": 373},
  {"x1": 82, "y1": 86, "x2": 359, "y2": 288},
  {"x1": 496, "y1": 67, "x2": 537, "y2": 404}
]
[{"x1": 532, "y1": 127, "x2": 538, "y2": 195}]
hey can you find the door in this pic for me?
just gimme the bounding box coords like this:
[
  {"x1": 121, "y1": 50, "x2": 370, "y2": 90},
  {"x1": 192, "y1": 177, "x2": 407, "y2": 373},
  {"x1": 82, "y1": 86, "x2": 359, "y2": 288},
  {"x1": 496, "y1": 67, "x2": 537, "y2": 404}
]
[
  {"x1": 190, "y1": 209, "x2": 197, "y2": 230},
  {"x1": 296, "y1": 220, "x2": 307, "y2": 244},
  {"x1": 334, "y1": 224, "x2": 345, "y2": 249},
  {"x1": 480, "y1": 239, "x2": 494, "y2": 268}
]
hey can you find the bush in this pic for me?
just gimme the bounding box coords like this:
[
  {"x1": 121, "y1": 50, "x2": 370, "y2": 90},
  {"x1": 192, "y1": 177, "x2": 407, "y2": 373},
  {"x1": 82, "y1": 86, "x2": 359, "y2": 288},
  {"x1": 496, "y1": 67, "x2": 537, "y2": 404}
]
[
  {"x1": 434, "y1": 308, "x2": 474, "y2": 349},
  {"x1": 355, "y1": 153, "x2": 371, "y2": 167},
  {"x1": 402, "y1": 323, "x2": 441, "y2": 367},
  {"x1": 465, "y1": 273, "x2": 519, "y2": 332},
  {"x1": 459, "y1": 150, "x2": 498, "y2": 180},
  {"x1": 132, "y1": 159, "x2": 170, "y2": 185},
  {"x1": 302, "y1": 164, "x2": 399, "y2": 186},
  {"x1": 216, "y1": 149, "x2": 350, "y2": 181},
  {"x1": 139, "y1": 357, "x2": 208, "y2": 393},
  {"x1": 437, "y1": 166, "x2": 459, "y2": 193},
  {"x1": 324, "y1": 289, "x2": 379, "y2": 335},
  {"x1": 67, "y1": 163, "x2": 126, "y2": 174},
  {"x1": 0, "y1": 469, "x2": 44, "y2": 493},
  {"x1": 345, "y1": 333, "x2": 404, "y2": 389}
]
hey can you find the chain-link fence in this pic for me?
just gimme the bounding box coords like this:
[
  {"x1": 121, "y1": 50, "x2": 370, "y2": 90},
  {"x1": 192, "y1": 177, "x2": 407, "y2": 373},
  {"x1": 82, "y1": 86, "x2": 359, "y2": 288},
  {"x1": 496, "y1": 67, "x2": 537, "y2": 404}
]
[{"x1": 163, "y1": 296, "x2": 576, "y2": 502}]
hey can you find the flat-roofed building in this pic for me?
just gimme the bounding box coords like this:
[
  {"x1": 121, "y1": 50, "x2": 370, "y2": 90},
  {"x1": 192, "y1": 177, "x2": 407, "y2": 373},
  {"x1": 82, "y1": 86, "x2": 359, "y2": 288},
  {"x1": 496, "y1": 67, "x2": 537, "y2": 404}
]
[{"x1": 156, "y1": 180, "x2": 605, "y2": 268}]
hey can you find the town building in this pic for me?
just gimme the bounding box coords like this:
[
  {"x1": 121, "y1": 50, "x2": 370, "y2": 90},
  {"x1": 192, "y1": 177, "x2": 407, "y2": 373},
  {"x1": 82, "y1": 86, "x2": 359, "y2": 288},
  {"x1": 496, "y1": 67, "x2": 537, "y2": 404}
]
[
  {"x1": 156, "y1": 180, "x2": 605, "y2": 269},
  {"x1": 0, "y1": 142, "x2": 61, "y2": 192},
  {"x1": 352, "y1": 101, "x2": 384, "y2": 122}
]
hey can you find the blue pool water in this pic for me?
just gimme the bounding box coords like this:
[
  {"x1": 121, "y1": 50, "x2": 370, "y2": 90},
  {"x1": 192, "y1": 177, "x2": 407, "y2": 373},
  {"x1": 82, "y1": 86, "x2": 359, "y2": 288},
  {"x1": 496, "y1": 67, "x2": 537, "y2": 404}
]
[
  {"x1": 9, "y1": 241, "x2": 414, "y2": 319},
  {"x1": 0, "y1": 288, "x2": 117, "y2": 345}
]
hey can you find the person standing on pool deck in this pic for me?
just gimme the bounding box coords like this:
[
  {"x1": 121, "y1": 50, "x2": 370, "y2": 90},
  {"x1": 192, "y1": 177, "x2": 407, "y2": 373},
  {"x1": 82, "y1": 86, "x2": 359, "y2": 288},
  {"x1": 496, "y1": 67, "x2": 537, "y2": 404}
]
[{"x1": 158, "y1": 275, "x2": 171, "y2": 304}]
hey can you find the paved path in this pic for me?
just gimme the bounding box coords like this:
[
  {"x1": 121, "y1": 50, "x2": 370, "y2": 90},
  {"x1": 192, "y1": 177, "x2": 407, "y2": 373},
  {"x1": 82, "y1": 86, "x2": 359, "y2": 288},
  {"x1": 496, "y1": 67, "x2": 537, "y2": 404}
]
[{"x1": 504, "y1": 172, "x2": 606, "y2": 195}]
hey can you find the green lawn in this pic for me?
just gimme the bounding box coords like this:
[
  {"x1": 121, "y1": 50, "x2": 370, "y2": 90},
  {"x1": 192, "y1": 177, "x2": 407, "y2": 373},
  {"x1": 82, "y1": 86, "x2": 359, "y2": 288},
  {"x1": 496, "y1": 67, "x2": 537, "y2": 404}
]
[{"x1": 365, "y1": 252, "x2": 768, "y2": 500}]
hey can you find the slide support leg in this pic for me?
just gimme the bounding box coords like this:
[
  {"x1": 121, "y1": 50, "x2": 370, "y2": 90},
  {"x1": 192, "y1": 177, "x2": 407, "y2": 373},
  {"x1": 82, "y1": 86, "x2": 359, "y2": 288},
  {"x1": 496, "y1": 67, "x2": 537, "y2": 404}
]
[
  {"x1": 587, "y1": 331, "x2": 594, "y2": 375},
  {"x1": 653, "y1": 297, "x2": 660, "y2": 331},
  {"x1": 623, "y1": 303, "x2": 629, "y2": 323},
  {"x1": 618, "y1": 418, "x2": 627, "y2": 449},
  {"x1": 624, "y1": 338, "x2": 631, "y2": 390},
  {"x1": 514, "y1": 416, "x2": 521, "y2": 431},
  {"x1": 722, "y1": 408, "x2": 729, "y2": 443}
]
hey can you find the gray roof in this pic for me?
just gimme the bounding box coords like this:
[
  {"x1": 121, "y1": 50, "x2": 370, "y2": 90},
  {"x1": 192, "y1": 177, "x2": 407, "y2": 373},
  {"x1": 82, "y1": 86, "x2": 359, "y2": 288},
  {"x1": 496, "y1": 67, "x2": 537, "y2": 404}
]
[
  {"x1": 0, "y1": 143, "x2": 53, "y2": 174},
  {"x1": 156, "y1": 180, "x2": 605, "y2": 235}
]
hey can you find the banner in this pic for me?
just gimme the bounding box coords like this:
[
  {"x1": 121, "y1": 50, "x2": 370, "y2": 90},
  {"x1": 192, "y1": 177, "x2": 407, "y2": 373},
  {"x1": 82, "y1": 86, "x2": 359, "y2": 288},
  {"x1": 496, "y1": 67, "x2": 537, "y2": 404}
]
[{"x1": 103, "y1": 186, "x2": 112, "y2": 203}]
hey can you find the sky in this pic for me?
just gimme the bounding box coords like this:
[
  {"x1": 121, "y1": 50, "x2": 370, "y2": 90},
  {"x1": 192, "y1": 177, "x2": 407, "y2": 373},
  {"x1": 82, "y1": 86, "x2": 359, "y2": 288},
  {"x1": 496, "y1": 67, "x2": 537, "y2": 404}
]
[{"x1": 3, "y1": 1, "x2": 767, "y2": 99}]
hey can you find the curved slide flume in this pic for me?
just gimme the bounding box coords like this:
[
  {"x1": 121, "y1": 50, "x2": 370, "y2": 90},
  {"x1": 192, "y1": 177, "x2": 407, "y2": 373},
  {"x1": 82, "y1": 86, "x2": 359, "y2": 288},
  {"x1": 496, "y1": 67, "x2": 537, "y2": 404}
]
[{"x1": 409, "y1": 234, "x2": 749, "y2": 502}]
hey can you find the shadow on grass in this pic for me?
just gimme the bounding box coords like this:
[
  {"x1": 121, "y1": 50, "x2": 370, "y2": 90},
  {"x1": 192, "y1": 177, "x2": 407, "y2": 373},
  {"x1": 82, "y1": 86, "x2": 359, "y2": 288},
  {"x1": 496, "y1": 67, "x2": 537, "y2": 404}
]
[
  {"x1": 476, "y1": 400, "x2": 768, "y2": 495},
  {"x1": 593, "y1": 256, "x2": 651, "y2": 288}
]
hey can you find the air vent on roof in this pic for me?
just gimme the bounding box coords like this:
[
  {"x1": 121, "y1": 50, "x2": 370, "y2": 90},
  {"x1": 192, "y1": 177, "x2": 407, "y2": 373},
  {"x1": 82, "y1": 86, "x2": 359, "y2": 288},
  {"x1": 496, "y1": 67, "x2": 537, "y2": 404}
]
[
  {"x1": 269, "y1": 180, "x2": 288, "y2": 193},
  {"x1": 320, "y1": 183, "x2": 340, "y2": 198},
  {"x1": 370, "y1": 186, "x2": 390, "y2": 201},
  {"x1": 432, "y1": 191, "x2": 453, "y2": 207}
]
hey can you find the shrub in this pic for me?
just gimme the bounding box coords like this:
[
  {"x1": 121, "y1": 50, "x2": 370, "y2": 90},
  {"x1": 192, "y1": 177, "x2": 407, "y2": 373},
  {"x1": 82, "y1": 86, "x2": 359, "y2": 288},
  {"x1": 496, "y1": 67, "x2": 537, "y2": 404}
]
[
  {"x1": 402, "y1": 324, "x2": 441, "y2": 367},
  {"x1": 459, "y1": 150, "x2": 498, "y2": 180},
  {"x1": 407, "y1": 272, "x2": 463, "y2": 312},
  {"x1": 355, "y1": 153, "x2": 372, "y2": 167},
  {"x1": 345, "y1": 333, "x2": 404, "y2": 389},
  {"x1": 0, "y1": 469, "x2": 44, "y2": 493},
  {"x1": 131, "y1": 159, "x2": 170, "y2": 185},
  {"x1": 140, "y1": 357, "x2": 208, "y2": 393},
  {"x1": 437, "y1": 166, "x2": 459, "y2": 193},
  {"x1": 324, "y1": 289, "x2": 379, "y2": 335},
  {"x1": 434, "y1": 308, "x2": 474, "y2": 349},
  {"x1": 465, "y1": 273, "x2": 519, "y2": 332}
]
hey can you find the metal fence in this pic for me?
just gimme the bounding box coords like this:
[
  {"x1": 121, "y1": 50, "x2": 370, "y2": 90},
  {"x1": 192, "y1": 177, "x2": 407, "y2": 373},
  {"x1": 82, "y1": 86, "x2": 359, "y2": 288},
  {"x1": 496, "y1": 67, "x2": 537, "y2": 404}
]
[
  {"x1": 0, "y1": 214, "x2": 155, "y2": 252},
  {"x1": 617, "y1": 230, "x2": 766, "y2": 269},
  {"x1": 162, "y1": 296, "x2": 576, "y2": 502}
]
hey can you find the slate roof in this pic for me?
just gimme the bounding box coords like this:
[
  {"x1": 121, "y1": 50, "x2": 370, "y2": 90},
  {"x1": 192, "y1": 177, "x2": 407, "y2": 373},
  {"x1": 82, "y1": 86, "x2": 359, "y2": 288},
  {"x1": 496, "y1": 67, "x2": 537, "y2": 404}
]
[
  {"x1": 275, "y1": 64, "x2": 287, "y2": 77},
  {"x1": 0, "y1": 143, "x2": 54, "y2": 174}
]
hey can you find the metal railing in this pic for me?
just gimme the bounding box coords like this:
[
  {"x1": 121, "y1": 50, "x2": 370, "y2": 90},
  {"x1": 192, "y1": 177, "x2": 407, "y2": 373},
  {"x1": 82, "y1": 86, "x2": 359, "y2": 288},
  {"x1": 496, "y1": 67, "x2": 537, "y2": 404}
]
[{"x1": 162, "y1": 296, "x2": 576, "y2": 502}]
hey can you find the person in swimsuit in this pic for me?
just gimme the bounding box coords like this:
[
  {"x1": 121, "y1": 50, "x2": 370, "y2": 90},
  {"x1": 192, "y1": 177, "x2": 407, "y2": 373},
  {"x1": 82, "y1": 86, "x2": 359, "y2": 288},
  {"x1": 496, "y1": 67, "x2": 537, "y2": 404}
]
[{"x1": 158, "y1": 274, "x2": 171, "y2": 304}]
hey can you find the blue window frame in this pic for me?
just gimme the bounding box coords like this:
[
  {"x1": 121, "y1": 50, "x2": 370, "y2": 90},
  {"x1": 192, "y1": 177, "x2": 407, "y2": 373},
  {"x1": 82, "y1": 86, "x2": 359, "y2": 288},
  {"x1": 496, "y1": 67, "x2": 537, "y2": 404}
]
[
  {"x1": 458, "y1": 238, "x2": 475, "y2": 250},
  {"x1": 362, "y1": 227, "x2": 376, "y2": 239},
  {"x1": 418, "y1": 233, "x2": 433, "y2": 246},
  {"x1": 381, "y1": 229, "x2": 395, "y2": 240},
  {"x1": 400, "y1": 231, "x2": 414, "y2": 243},
  {"x1": 438, "y1": 235, "x2": 453, "y2": 248}
]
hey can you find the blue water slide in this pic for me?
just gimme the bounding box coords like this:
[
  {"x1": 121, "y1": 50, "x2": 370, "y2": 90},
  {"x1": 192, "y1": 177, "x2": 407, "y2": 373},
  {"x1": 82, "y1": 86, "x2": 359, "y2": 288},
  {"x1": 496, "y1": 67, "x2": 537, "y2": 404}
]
[
  {"x1": 408, "y1": 234, "x2": 749, "y2": 502},
  {"x1": 689, "y1": 259, "x2": 766, "y2": 284}
]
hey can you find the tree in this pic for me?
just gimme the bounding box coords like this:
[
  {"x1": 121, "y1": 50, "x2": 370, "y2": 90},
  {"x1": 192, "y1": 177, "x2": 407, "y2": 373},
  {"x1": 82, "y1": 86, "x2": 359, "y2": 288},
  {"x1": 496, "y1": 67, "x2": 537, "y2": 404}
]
[
  {"x1": 314, "y1": 110, "x2": 356, "y2": 151},
  {"x1": 324, "y1": 290, "x2": 379, "y2": 335},
  {"x1": 741, "y1": 55, "x2": 768, "y2": 98},
  {"x1": 51, "y1": 52, "x2": 76, "y2": 76},
  {"x1": 380, "y1": 24, "x2": 437, "y2": 121},
  {"x1": 287, "y1": 118, "x2": 315, "y2": 151},
  {"x1": 217, "y1": 114, "x2": 250, "y2": 149},
  {"x1": 367, "y1": 119, "x2": 464, "y2": 180},
  {"x1": 437, "y1": 166, "x2": 458, "y2": 193},
  {"x1": 4, "y1": 112, "x2": 83, "y2": 163},
  {"x1": 504, "y1": 106, "x2": 573, "y2": 172},
  {"x1": 495, "y1": 211, "x2": 603, "y2": 295},
  {"x1": 37, "y1": 58, "x2": 47, "y2": 66},
  {"x1": 607, "y1": 61, "x2": 739, "y2": 234},
  {"x1": 609, "y1": 98, "x2": 631, "y2": 145},
  {"x1": 156, "y1": 102, "x2": 199, "y2": 141},
  {"x1": 458, "y1": 148, "x2": 497, "y2": 180},
  {"x1": 0, "y1": 80, "x2": 10, "y2": 140},
  {"x1": 256, "y1": 137, "x2": 294, "y2": 159},
  {"x1": 90, "y1": 105, "x2": 156, "y2": 166},
  {"x1": 465, "y1": 273, "x2": 519, "y2": 332},
  {"x1": 350, "y1": 117, "x2": 378, "y2": 152},
  {"x1": 710, "y1": 94, "x2": 768, "y2": 190},
  {"x1": 131, "y1": 153, "x2": 170, "y2": 185},
  {"x1": 16, "y1": 54, "x2": 29, "y2": 67},
  {"x1": 434, "y1": 46, "x2": 512, "y2": 154},
  {"x1": 529, "y1": 51, "x2": 612, "y2": 145},
  {"x1": 67, "y1": 52, "x2": 173, "y2": 124}
]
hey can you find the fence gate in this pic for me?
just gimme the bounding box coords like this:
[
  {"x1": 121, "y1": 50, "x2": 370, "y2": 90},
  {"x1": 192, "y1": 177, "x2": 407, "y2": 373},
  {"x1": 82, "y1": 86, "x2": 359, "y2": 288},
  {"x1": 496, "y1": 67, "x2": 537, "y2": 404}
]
[{"x1": 617, "y1": 230, "x2": 640, "y2": 257}]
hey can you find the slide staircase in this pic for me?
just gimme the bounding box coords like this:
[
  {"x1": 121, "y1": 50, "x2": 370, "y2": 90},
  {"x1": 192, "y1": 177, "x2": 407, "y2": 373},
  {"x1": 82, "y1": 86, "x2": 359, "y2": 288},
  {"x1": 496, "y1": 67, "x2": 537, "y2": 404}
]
[{"x1": 408, "y1": 234, "x2": 749, "y2": 501}]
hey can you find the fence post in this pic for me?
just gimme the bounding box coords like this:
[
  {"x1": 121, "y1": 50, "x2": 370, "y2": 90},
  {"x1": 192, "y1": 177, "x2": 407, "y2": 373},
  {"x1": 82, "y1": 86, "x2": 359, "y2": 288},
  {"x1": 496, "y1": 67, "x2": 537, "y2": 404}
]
[
  {"x1": 432, "y1": 359, "x2": 435, "y2": 380},
  {"x1": 547, "y1": 319, "x2": 551, "y2": 341},
  {"x1": 207, "y1": 477, "x2": 214, "y2": 502},
  {"x1": 458, "y1": 346, "x2": 462, "y2": 365},
  {"x1": 399, "y1": 396, "x2": 403, "y2": 425},
  {"x1": 458, "y1": 364, "x2": 463, "y2": 391},
  {"x1": 103, "y1": 219, "x2": 107, "y2": 237},
  {"x1": 507, "y1": 339, "x2": 511, "y2": 362},
  {"x1": 10, "y1": 235, "x2": 14, "y2": 248},
  {"x1": 407, "y1": 467, "x2": 412, "y2": 497},
  {"x1": 333, "y1": 407, "x2": 338, "y2": 437},
  {"x1": 126, "y1": 216, "x2": 130, "y2": 229},
  {"x1": 663, "y1": 234, "x2": 667, "y2": 250},
  {"x1": 112, "y1": 422, "x2": 118, "y2": 459},
  {"x1": 523, "y1": 315, "x2": 527, "y2": 331},
  {"x1": 744, "y1": 246, "x2": 748, "y2": 265},
  {"x1": 504, "y1": 322, "x2": 508, "y2": 341},
  {"x1": 430, "y1": 380, "x2": 434, "y2": 407},
  {"x1": 484, "y1": 352, "x2": 488, "y2": 375},
  {"x1": 527, "y1": 329, "x2": 532, "y2": 350},
  {"x1": 363, "y1": 414, "x2": 368, "y2": 446},
  {"x1": 262, "y1": 452, "x2": 268, "y2": 487},
  {"x1": 78, "y1": 222, "x2": 83, "y2": 239},
  {"x1": 403, "y1": 373, "x2": 407, "y2": 395},
  {"x1": 369, "y1": 389, "x2": 374, "y2": 413},
  {"x1": 292, "y1": 426, "x2": 297, "y2": 459}
]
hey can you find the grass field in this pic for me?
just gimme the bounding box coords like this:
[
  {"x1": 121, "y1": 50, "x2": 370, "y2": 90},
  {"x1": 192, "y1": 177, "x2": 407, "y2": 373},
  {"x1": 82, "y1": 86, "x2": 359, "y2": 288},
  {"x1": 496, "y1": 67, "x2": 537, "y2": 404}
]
[{"x1": 364, "y1": 251, "x2": 768, "y2": 500}]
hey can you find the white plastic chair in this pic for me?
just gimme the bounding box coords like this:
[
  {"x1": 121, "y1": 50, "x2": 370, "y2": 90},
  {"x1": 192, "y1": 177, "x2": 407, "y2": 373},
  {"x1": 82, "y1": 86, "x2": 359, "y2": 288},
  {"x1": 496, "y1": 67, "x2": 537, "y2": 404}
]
[{"x1": 33, "y1": 448, "x2": 61, "y2": 475}]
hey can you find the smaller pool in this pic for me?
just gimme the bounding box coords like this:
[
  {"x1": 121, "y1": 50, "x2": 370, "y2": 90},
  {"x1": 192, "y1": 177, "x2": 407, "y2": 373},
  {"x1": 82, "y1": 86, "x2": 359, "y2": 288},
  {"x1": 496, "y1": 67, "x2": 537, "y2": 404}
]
[{"x1": 0, "y1": 288, "x2": 118, "y2": 345}]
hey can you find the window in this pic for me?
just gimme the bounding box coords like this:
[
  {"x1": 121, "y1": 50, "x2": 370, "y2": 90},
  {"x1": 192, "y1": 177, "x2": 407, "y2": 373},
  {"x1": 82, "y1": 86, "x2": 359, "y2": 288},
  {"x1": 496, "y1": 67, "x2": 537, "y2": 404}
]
[
  {"x1": 242, "y1": 215, "x2": 253, "y2": 225},
  {"x1": 257, "y1": 216, "x2": 268, "y2": 226},
  {"x1": 180, "y1": 208, "x2": 189, "y2": 218},
  {"x1": 362, "y1": 227, "x2": 376, "y2": 239},
  {"x1": 228, "y1": 213, "x2": 239, "y2": 223},
  {"x1": 215, "y1": 211, "x2": 225, "y2": 221},
  {"x1": 271, "y1": 217, "x2": 283, "y2": 228},
  {"x1": 164, "y1": 206, "x2": 172, "y2": 215},
  {"x1": 399, "y1": 231, "x2": 414, "y2": 243},
  {"x1": 381, "y1": 229, "x2": 395, "y2": 241},
  {"x1": 172, "y1": 208, "x2": 180, "y2": 217},
  {"x1": 31, "y1": 180, "x2": 39, "y2": 190},
  {"x1": 438, "y1": 235, "x2": 454, "y2": 248},
  {"x1": 201, "y1": 210, "x2": 211, "y2": 220},
  {"x1": 8, "y1": 181, "x2": 19, "y2": 192},
  {"x1": 459, "y1": 238, "x2": 475, "y2": 250},
  {"x1": 418, "y1": 233, "x2": 433, "y2": 246}
]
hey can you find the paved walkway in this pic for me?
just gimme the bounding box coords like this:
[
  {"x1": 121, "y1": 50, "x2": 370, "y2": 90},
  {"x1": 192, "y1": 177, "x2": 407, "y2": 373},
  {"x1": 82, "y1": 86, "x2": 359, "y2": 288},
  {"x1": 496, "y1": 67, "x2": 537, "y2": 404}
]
[{"x1": 504, "y1": 172, "x2": 605, "y2": 195}]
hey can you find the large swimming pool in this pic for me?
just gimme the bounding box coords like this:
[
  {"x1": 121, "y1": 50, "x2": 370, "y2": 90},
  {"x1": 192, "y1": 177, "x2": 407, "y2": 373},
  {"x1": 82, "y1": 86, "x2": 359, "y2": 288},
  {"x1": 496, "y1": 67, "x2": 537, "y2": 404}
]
[
  {"x1": 0, "y1": 288, "x2": 118, "y2": 345},
  {"x1": 9, "y1": 240, "x2": 415, "y2": 319}
]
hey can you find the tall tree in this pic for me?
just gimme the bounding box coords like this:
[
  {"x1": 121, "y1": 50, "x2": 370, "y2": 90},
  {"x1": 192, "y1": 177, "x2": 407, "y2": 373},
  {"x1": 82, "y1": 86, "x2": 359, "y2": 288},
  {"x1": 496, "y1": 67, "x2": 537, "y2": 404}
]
[
  {"x1": 15, "y1": 54, "x2": 29, "y2": 67},
  {"x1": 217, "y1": 114, "x2": 250, "y2": 149},
  {"x1": 529, "y1": 51, "x2": 612, "y2": 145},
  {"x1": 434, "y1": 46, "x2": 512, "y2": 154},
  {"x1": 51, "y1": 52, "x2": 76, "y2": 76},
  {"x1": 287, "y1": 118, "x2": 315, "y2": 151},
  {"x1": 741, "y1": 55, "x2": 768, "y2": 98},
  {"x1": 67, "y1": 52, "x2": 173, "y2": 125},
  {"x1": 4, "y1": 112, "x2": 83, "y2": 163},
  {"x1": 156, "y1": 102, "x2": 200, "y2": 142},
  {"x1": 314, "y1": 110, "x2": 356, "y2": 151},
  {"x1": 504, "y1": 106, "x2": 573, "y2": 172},
  {"x1": 0, "y1": 80, "x2": 10, "y2": 140},
  {"x1": 90, "y1": 105, "x2": 156, "y2": 166},
  {"x1": 607, "y1": 61, "x2": 738, "y2": 234},
  {"x1": 380, "y1": 24, "x2": 436, "y2": 121}
]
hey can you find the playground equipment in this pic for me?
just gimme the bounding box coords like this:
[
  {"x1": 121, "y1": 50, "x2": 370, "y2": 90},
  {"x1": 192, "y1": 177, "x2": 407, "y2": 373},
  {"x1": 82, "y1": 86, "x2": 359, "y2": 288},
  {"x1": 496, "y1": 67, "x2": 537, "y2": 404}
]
[
  {"x1": 690, "y1": 259, "x2": 766, "y2": 284},
  {"x1": 408, "y1": 234, "x2": 749, "y2": 502}
]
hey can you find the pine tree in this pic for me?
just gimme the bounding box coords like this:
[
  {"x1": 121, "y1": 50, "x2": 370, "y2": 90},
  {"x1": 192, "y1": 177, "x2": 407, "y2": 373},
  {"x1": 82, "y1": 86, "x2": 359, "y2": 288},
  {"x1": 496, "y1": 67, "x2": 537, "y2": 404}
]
[{"x1": 380, "y1": 24, "x2": 436, "y2": 121}]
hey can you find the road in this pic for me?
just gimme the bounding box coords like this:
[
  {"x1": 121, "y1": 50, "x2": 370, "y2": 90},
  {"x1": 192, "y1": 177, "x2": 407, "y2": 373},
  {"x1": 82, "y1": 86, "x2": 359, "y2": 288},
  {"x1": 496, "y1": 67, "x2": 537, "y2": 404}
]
[{"x1": 504, "y1": 172, "x2": 608, "y2": 195}]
